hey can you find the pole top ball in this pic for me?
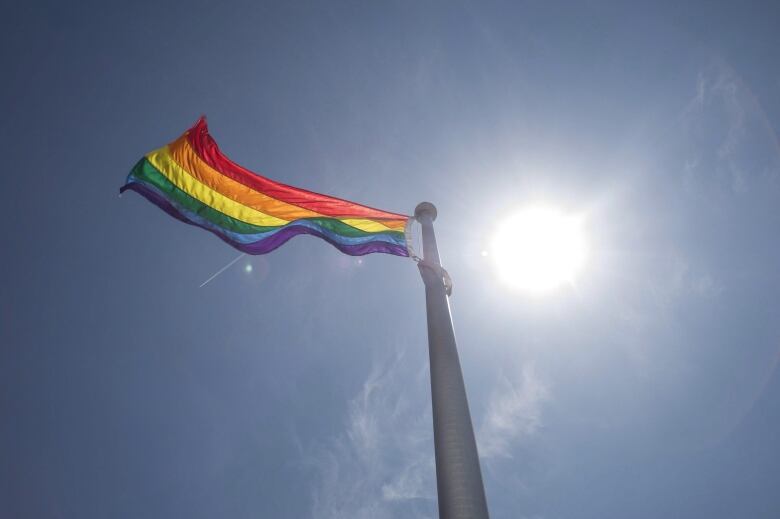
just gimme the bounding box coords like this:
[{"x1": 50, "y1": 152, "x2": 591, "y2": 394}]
[{"x1": 414, "y1": 202, "x2": 437, "y2": 222}]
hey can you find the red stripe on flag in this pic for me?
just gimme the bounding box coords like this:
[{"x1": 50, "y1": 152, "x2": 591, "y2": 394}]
[{"x1": 185, "y1": 117, "x2": 408, "y2": 221}]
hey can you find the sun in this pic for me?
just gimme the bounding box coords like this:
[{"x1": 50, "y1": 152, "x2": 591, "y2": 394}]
[{"x1": 490, "y1": 206, "x2": 587, "y2": 293}]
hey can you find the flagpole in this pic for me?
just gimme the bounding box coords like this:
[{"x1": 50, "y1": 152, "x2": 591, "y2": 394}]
[{"x1": 415, "y1": 202, "x2": 490, "y2": 519}]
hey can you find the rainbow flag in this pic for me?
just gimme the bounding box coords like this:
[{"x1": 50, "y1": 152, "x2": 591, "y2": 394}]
[{"x1": 121, "y1": 118, "x2": 411, "y2": 257}]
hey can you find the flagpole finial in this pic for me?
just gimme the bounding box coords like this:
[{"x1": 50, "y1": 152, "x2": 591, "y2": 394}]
[{"x1": 415, "y1": 202, "x2": 437, "y2": 223}]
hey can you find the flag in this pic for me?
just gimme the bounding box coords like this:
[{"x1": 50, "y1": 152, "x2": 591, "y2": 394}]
[{"x1": 121, "y1": 117, "x2": 411, "y2": 257}]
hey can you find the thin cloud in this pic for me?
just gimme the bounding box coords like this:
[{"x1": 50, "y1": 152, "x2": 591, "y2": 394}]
[
  {"x1": 308, "y1": 351, "x2": 551, "y2": 517},
  {"x1": 308, "y1": 350, "x2": 436, "y2": 519},
  {"x1": 478, "y1": 364, "x2": 549, "y2": 460},
  {"x1": 681, "y1": 59, "x2": 780, "y2": 194}
]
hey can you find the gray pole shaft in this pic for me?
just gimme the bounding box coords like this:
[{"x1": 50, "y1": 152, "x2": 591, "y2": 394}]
[{"x1": 415, "y1": 202, "x2": 490, "y2": 519}]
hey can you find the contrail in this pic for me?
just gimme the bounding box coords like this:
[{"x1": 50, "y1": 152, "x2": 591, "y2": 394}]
[{"x1": 199, "y1": 253, "x2": 246, "y2": 288}]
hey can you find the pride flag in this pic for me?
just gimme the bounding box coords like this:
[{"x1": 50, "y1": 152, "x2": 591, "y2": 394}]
[{"x1": 121, "y1": 118, "x2": 411, "y2": 257}]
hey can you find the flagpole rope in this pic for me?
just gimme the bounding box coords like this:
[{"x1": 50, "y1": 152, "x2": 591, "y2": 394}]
[{"x1": 198, "y1": 252, "x2": 246, "y2": 288}]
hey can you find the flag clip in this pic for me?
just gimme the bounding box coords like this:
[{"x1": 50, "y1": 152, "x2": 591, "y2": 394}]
[{"x1": 417, "y1": 260, "x2": 453, "y2": 296}]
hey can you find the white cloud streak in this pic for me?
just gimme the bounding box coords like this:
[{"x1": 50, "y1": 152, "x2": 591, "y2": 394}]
[
  {"x1": 306, "y1": 353, "x2": 551, "y2": 518},
  {"x1": 478, "y1": 364, "x2": 549, "y2": 460},
  {"x1": 681, "y1": 59, "x2": 780, "y2": 193},
  {"x1": 308, "y1": 351, "x2": 436, "y2": 519}
]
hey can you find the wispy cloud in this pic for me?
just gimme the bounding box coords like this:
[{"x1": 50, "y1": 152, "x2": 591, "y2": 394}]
[
  {"x1": 478, "y1": 364, "x2": 549, "y2": 460},
  {"x1": 306, "y1": 352, "x2": 550, "y2": 518},
  {"x1": 680, "y1": 59, "x2": 780, "y2": 193},
  {"x1": 308, "y1": 350, "x2": 436, "y2": 519}
]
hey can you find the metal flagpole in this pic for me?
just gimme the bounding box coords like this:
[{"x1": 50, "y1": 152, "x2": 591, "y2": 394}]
[{"x1": 415, "y1": 202, "x2": 490, "y2": 519}]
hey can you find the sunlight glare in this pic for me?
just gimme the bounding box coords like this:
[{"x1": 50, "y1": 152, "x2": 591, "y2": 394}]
[{"x1": 491, "y1": 206, "x2": 587, "y2": 293}]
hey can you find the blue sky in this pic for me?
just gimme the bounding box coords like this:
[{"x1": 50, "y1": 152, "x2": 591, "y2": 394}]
[{"x1": 2, "y1": 1, "x2": 780, "y2": 518}]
